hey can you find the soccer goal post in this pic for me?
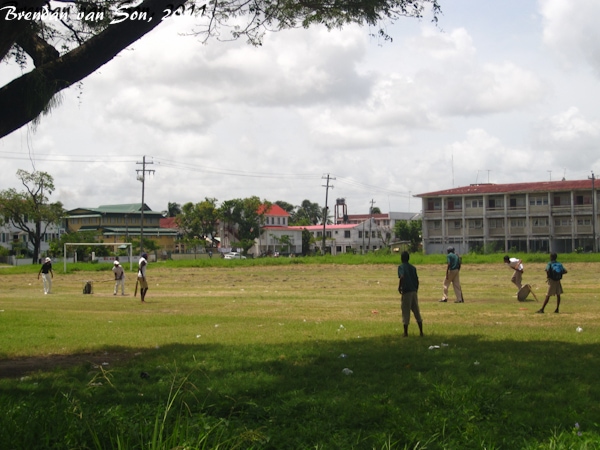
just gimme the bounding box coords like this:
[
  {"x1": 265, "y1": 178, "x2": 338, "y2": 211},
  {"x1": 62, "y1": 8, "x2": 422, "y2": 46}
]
[{"x1": 63, "y1": 243, "x2": 133, "y2": 273}]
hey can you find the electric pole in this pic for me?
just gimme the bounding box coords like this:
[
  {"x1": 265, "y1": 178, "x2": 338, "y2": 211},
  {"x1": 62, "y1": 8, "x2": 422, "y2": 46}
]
[
  {"x1": 589, "y1": 171, "x2": 597, "y2": 252},
  {"x1": 321, "y1": 174, "x2": 335, "y2": 255},
  {"x1": 368, "y1": 199, "x2": 375, "y2": 250},
  {"x1": 136, "y1": 156, "x2": 155, "y2": 254}
]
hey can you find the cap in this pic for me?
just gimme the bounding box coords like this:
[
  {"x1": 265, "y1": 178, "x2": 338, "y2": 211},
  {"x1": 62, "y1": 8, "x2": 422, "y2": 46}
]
[
  {"x1": 114, "y1": 261, "x2": 120, "y2": 265},
  {"x1": 142, "y1": 253, "x2": 148, "y2": 259},
  {"x1": 447, "y1": 246, "x2": 455, "y2": 253},
  {"x1": 45, "y1": 257, "x2": 51, "y2": 262}
]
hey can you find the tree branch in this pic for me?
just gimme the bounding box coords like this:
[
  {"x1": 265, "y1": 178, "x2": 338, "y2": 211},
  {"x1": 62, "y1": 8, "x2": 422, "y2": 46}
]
[{"x1": 0, "y1": 0, "x2": 183, "y2": 139}]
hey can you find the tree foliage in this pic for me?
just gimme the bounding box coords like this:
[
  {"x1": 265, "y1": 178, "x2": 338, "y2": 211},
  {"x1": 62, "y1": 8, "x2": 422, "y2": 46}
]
[
  {"x1": 219, "y1": 196, "x2": 269, "y2": 254},
  {"x1": 0, "y1": 170, "x2": 65, "y2": 263},
  {"x1": 167, "y1": 202, "x2": 182, "y2": 217},
  {"x1": 291, "y1": 199, "x2": 323, "y2": 225},
  {"x1": 176, "y1": 198, "x2": 219, "y2": 249},
  {"x1": 394, "y1": 219, "x2": 422, "y2": 252},
  {"x1": 0, "y1": 0, "x2": 440, "y2": 138}
]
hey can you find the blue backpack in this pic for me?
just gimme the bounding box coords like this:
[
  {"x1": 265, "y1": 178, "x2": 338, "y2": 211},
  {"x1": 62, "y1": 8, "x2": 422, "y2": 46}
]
[{"x1": 549, "y1": 261, "x2": 565, "y2": 281}]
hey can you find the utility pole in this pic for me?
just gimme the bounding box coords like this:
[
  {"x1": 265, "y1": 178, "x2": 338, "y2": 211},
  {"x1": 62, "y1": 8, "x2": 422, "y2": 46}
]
[
  {"x1": 136, "y1": 156, "x2": 155, "y2": 254},
  {"x1": 589, "y1": 171, "x2": 597, "y2": 252},
  {"x1": 368, "y1": 199, "x2": 375, "y2": 251},
  {"x1": 321, "y1": 174, "x2": 335, "y2": 255}
]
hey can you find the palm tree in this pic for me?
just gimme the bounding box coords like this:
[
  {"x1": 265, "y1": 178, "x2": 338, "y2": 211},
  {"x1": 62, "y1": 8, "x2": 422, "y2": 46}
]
[{"x1": 167, "y1": 202, "x2": 182, "y2": 217}]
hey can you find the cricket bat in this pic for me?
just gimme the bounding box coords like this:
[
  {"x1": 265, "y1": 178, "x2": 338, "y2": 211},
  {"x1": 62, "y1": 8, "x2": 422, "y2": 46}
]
[{"x1": 134, "y1": 279, "x2": 139, "y2": 297}]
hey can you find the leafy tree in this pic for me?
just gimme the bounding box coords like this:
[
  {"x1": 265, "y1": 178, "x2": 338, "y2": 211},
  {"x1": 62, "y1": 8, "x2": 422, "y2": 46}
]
[
  {"x1": 292, "y1": 199, "x2": 323, "y2": 225},
  {"x1": 176, "y1": 198, "x2": 219, "y2": 250},
  {"x1": 275, "y1": 201, "x2": 295, "y2": 215},
  {"x1": 371, "y1": 206, "x2": 382, "y2": 214},
  {"x1": 0, "y1": 170, "x2": 65, "y2": 263},
  {"x1": 394, "y1": 219, "x2": 422, "y2": 252},
  {"x1": 176, "y1": 198, "x2": 219, "y2": 256},
  {"x1": 219, "y1": 197, "x2": 269, "y2": 255},
  {"x1": 132, "y1": 237, "x2": 160, "y2": 258},
  {"x1": 301, "y1": 228, "x2": 315, "y2": 255},
  {"x1": 0, "y1": 0, "x2": 440, "y2": 139},
  {"x1": 167, "y1": 202, "x2": 182, "y2": 217}
]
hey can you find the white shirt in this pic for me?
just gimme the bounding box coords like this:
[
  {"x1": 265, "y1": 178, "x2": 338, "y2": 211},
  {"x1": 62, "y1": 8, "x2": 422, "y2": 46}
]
[
  {"x1": 507, "y1": 258, "x2": 523, "y2": 271},
  {"x1": 138, "y1": 257, "x2": 147, "y2": 277}
]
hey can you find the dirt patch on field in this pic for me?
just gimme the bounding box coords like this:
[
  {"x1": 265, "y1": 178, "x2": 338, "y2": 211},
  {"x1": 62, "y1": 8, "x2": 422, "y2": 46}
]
[{"x1": 0, "y1": 352, "x2": 135, "y2": 379}]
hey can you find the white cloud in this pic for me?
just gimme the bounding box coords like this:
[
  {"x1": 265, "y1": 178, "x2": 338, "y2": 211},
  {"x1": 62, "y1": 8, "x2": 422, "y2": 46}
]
[{"x1": 540, "y1": 0, "x2": 600, "y2": 75}]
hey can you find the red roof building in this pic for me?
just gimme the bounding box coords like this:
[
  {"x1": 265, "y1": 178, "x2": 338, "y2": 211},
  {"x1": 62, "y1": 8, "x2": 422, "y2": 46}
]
[{"x1": 416, "y1": 179, "x2": 598, "y2": 254}]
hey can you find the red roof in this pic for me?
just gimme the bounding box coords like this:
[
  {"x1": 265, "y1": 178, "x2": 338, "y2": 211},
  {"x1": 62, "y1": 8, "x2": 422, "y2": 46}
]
[
  {"x1": 417, "y1": 180, "x2": 594, "y2": 197},
  {"x1": 258, "y1": 204, "x2": 290, "y2": 216},
  {"x1": 159, "y1": 217, "x2": 179, "y2": 228}
]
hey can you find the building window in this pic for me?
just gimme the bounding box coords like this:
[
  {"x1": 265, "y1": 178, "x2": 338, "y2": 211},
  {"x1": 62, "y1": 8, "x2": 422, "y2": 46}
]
[
  {"x1": 447, "y1": 199, "x2": 462, "y2": 210},
  {"x1": 453, "y1": 221, "x2": 462, "y2": 229},
  {"x1": 529, "y1": 197, "x2": 549, "y2": 206},
  {"x1": 427, "y1": 200, "x2": 441, "y2": 211},
  {"x1": 468, "y1": 199, "x2": 484, "y2": 208},
  {"x1": 577, "y1": 218, "x2": 592, "y2": 226},
  {"x1": 532, "y1": 218, "x2": 549, "y2": 227},
  {"x1": 326, "y1": 231, "x2": 332, "y2": 238},
  {"x1": 316, "y1": 232, "x2": 322, "y2": 237},
  {"x1": 576, "y1": 195, "x2": 592, "y2": 205},
  {"x1": 555, "y1": 218, "x2": 571, "y2": 227},
  {"x1": 344, "y1": 230, "x2": 350, "y2": 238},
  {"x1": 468, "y1": 220, "x2": 483, "y2": 229},
  {"x1": 510, "y1": 219, "x2": 525, "y2": 227},
  {"x1": 488, "y1": 197, "x2": 504, "y2": 209},
  {"x1": 489, "y1": 219, "x2": 504, "y2": 229},
  {"x1": 358, "y1": 231, "x2": 363, "y2": 238},
  {"x1": 509, "y1": 197, "x2": 526, "y2": 208}
]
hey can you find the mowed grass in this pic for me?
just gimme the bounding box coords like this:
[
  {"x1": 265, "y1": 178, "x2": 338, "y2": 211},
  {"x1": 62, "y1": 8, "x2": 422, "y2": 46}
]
[{"x1": 1, "y1": 260, "x2": 600, "y2": 449}]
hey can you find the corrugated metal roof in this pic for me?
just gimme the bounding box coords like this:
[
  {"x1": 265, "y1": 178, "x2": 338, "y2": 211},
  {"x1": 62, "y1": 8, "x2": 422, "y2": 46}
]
[{"x1": 417, "y1": 179, "x2": 594, "y2": 197}]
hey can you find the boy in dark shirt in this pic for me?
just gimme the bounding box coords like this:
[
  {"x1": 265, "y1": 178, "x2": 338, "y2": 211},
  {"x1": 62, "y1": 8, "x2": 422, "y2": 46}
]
[{"x1": 398, "y1": 251, "x2": 423, "y2": 337}]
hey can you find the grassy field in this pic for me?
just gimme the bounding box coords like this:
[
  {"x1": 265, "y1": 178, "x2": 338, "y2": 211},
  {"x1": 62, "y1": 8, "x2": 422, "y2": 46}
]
[{"x1": 1, "y1": 256, "x2": 599, "y2": 449}]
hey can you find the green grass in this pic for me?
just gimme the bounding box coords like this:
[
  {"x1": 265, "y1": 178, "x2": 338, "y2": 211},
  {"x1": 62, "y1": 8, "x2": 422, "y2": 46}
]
[{"x1": 0, "y1": 258, "x2": 599, "y2": 449}]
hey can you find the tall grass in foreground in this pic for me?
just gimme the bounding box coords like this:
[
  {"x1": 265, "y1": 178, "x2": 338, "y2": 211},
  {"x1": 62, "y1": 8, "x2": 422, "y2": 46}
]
[{"x1": 0, "y1": 263, "x2": 599, "y2": 448}]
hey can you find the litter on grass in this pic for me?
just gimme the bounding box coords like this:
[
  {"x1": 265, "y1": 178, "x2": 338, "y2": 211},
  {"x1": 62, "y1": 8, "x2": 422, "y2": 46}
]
[{"x1": 342, "y1": 368, "x2": 353, "y2": 375}]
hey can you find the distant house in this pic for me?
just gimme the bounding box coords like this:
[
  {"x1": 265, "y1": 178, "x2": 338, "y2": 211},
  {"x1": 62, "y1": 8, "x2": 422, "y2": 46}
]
[
  {"x1": 288, "y1": 218, "x2": 384, "y2": 255},
  {"x1": 65, "y1": 203, "x2": 178, "y2": 252},
  {"x1": 254, "y1": 204, "x2": 302, "y2": 255},
  {"x1": 0, "y1": 221, "x2": 63, "y2": 258}
]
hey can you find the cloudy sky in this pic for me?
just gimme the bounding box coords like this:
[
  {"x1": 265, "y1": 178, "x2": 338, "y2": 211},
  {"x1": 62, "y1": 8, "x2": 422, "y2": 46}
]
[{"x1": 2, "y1": 0, "x2": 600, "y2": 216}]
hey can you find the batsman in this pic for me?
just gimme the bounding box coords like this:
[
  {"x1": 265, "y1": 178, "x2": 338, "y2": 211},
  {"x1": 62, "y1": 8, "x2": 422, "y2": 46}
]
[{"x1": 137, "y1": 252, "x2": 149, "y2": 303}]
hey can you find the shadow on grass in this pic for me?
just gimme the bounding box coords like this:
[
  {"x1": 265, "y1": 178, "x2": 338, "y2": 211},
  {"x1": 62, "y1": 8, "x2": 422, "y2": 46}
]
[{"x1": 1, "y1": 335, "x2": 599, "y2": 449}]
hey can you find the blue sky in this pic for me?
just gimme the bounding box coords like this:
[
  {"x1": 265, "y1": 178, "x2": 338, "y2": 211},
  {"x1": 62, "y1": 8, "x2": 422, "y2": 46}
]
[{"x1": 1, "y1": 0, "x2": 599, "y2": 214}]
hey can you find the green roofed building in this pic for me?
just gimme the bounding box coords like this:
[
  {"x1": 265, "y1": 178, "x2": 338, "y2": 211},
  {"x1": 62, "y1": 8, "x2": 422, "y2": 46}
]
[{"x1": 65, "y1": 203, "x2": 179, "y2": 252}]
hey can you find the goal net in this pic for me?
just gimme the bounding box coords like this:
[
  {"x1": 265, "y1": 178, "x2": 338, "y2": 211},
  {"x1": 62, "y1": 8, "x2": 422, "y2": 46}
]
[{"x1": 63, "y1": 243, "x2": 133, "y2": 272}]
